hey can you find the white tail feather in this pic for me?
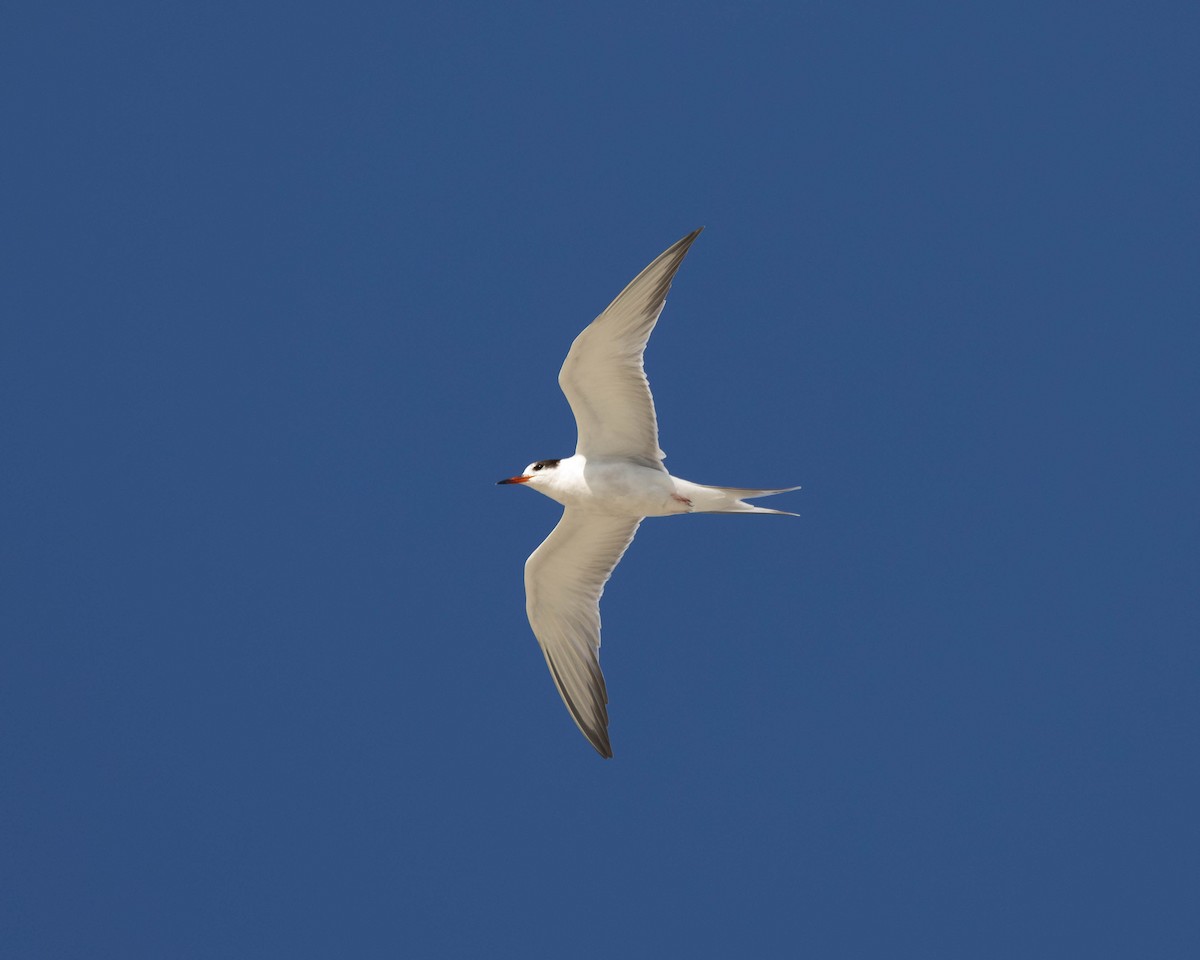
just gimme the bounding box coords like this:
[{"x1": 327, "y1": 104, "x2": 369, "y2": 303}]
[{"x1": 671, "y1": 480, "x2": 800, "y2": 516}]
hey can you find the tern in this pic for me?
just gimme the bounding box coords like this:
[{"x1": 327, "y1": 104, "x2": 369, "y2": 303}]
[{"x1": 498, "y1": 228, "x2": 798, "y2": 757}]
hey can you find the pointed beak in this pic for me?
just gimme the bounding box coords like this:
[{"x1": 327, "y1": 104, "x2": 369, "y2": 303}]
[{"x1": 497, "y1": 475, "x2": 531, "y2": 485}]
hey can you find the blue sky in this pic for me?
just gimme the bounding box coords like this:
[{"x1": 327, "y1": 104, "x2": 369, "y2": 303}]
[{"x1": 3, "y1": 2, "x2": 1198, "y2": 957}]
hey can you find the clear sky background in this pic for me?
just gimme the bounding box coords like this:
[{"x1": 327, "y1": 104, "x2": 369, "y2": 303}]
[{"x1": 4, "y1": 2, "x2": 1198, "y2": 957}]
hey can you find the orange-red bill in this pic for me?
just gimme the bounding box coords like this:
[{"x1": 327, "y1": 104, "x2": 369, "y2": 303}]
[{"x1": 496, "y1": 475, "x2": 531, "y2": 485}]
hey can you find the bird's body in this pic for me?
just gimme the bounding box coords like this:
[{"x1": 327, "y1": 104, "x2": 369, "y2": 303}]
[
  {"x1": 524, "y1": 453, "x2": 795, "y2": 518},
  {"x1": 499, "y1": 229, "x2": 798, "y2": 757}
]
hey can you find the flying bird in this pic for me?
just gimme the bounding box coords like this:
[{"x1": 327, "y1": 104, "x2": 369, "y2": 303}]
[{"x1": 498, "y1": 229, "x2": 798, "y2": 757}]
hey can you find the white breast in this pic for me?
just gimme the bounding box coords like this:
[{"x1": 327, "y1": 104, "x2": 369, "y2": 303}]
[{"x1": 546, "y1": 456, "x2": 676, "y2": 517}]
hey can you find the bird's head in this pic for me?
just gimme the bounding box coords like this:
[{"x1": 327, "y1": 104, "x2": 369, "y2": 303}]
[{"x1": 497, "y1": 458, "x2": 561, "y2": 487}]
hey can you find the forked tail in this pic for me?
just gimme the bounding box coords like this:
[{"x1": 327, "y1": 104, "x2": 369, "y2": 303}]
[{"x1": 672, "y1": 479, "x2": 801, "y2": 516}]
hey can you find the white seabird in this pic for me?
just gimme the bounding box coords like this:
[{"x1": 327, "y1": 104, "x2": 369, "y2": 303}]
[{"x1": 499, "y1": 229, "x2": 798, "y2": 757}]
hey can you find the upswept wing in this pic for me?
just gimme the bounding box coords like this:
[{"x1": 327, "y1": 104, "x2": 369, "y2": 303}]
[
  {"x1": 524, "y1": 509, "x2": 642, "y2": 758},
  {"x1": 558, "y1": 229, "x2": 702, "y2": 469}
]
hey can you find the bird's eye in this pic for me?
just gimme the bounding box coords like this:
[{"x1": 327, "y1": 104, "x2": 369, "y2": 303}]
[{"x1": 533, "y1": 464, "x2": 541, "y2": 471}]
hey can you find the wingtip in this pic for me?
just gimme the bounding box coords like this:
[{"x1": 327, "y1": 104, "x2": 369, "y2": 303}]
[
  {"x1": 654, "y1": 227, "x2": 703, "y2": 270},
  {"x1": 586, "y1": 724, "x2": 614, "y2": 759},
  {"x1": 580, "y1": 723, "x2": 612, "y2": 758},
  {"x1": 663, "y1": 227, "x2": 703, "y2": 255}
]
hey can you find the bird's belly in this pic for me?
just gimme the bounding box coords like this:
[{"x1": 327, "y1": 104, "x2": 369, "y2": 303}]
[{"x1": 571, "y1": 461, "x2": 679, "y2": 517}]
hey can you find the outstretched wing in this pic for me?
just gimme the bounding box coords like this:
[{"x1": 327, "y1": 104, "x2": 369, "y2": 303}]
[
  {"x1": 558, "y1": 229, "x2": 702, "y2": 469},
  {"x1": 524, "y1": 509, "x2": 642, "y2": 758}
]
